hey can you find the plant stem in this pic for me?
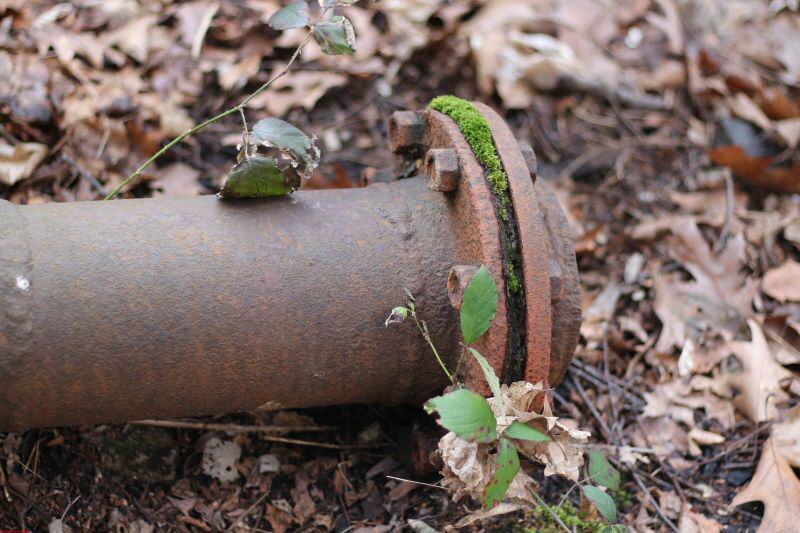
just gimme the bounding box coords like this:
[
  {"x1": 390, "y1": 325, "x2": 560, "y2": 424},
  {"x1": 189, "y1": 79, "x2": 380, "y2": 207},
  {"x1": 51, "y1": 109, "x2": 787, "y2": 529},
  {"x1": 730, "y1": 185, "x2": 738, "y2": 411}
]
[
  {"x1": 104, "y1": 30, "x2": 315, "y2": 200},
  {"x1": 411, "y1": 311, "x2": 455, "y2": 386}
]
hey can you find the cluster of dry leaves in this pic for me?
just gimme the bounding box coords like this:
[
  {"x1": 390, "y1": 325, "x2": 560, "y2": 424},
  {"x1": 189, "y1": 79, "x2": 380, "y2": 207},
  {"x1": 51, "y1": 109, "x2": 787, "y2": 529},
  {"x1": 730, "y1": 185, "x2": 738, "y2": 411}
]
[{"x1": 3, "y1": 0, "x2": 800, "y2": 531}]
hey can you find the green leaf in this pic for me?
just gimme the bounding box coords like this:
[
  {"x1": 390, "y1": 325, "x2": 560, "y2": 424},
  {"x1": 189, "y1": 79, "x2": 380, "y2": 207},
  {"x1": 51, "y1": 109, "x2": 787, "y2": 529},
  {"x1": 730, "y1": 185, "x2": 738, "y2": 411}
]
[
  {"x1": 424, "y1": 389, "x2": 497, "y2": 443},
  {"x1": 268, "y1": 1, "x2": 311, "y2": 30},
  {"x1": 460, "y1": 265, "x2": 498, "y2": 344},
  {"x1": 504, "y1": 421, "x2": 550, "y2": 442},
  {"x1": 219, "y1": 156, "x2": 299, "y2": 198},
  {"x1": 483, "y1": 438, "x2": 520, "y2": 508},
  {"x1": 588, "y1": 450, "x2": 621, "y2": 491},
  {"x1": 467, "y1": 347, "x2": 503, "y2": 411},
  {"x1": 582, "y1": 485, "x2": 617, "y2": 522},
  {"x1": 252, "y1": 118, "x2": 320, "y2": 179},
  {"x1": 312, "y1": 16, "x2": 356, "y2": 55}
]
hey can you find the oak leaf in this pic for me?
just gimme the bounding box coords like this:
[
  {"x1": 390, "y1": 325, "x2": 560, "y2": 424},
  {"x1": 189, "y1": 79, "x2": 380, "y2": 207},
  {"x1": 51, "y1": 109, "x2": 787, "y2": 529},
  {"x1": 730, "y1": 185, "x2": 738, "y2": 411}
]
[
  {"x1": 723, "y1": 320, "x2": 794, "y2": 422},
  {"x1": 731, "y1": 436, "x2": 800, "y2": 533}
]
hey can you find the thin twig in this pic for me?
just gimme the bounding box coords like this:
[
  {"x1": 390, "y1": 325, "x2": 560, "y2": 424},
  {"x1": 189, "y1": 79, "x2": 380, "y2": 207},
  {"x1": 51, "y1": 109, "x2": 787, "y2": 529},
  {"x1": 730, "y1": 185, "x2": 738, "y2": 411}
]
[
  {"x1": 105, "y1": 25, "x2": 319, "y2": 199},
  {"x1": 631, "y1": 470, "x2": 680, "y2": 533},
  {"x1": 385, "y1": 475, "x2": 448, "y2": 490},
  {"x1": 569, "y1": 375, "x2": 613, "y2": 443},
  {"x1": 529, "y1": 487, "x2": 571, "y2": 533},
  {"x1": 224, "y1": 491, "x2": 270, "y2": 532},
  {"x1": 254, "y1": 435, "x2": 383, "y2": 450},
  {"x1": 411, "y1": 311, "x2": 455, "y2": 386},
  {"x1": 131, "y1": 418, "x2": 334, "y2": 434}
]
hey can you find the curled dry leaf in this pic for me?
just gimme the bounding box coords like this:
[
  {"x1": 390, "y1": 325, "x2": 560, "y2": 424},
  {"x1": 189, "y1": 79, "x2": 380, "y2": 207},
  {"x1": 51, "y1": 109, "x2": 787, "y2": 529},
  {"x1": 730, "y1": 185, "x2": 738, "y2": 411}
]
[
  {"x1": 731, "y1": 436, "x2": 800, "y2": 533},
  {"x1": 0, "y1": 141, "x2": 47, "y2": 186},
  {"x1": 493, "y1": 382, "x2": 590, "y2": 481}
]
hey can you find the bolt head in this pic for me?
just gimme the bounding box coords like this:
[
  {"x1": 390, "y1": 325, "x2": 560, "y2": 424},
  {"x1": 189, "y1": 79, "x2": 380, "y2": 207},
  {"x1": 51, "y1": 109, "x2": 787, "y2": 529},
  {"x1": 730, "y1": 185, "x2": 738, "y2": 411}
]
[
  {"x1": 424, "y1": 148, "x2": 460, "y2": 192},
  {"x1": 388, "y1": 111, "x2": 426, "y2": 154}
]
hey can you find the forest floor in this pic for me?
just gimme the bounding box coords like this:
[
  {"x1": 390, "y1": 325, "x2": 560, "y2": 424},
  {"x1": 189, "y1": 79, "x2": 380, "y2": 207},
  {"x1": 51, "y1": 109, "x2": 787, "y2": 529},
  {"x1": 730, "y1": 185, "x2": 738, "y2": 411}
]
[{"x1": 2, "y1": 0, "x2": 800, "y2": 531}]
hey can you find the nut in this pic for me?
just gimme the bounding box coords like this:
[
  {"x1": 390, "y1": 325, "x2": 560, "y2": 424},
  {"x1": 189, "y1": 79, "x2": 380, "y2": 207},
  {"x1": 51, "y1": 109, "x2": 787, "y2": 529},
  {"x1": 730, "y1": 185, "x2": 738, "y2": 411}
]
[
  {"x1": 388, "y1": 111, "x2": 426, "y2": 154},
  {"x1": 517, "y1": 141, "x2": 537, "y2": 182},
  {"x1": 424, "y1": 148, "x2": 460, "y2": 192},
  {"x1": 447, "y1": 265, "x2": 479, "y2": 310}
]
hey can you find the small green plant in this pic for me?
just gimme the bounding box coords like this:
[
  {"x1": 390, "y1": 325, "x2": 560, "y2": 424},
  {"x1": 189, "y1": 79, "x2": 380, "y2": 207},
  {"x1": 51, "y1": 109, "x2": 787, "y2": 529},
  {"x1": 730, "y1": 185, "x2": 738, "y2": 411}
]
[
  {"x1": 105, "y1": 0, "x2": 358, "y2": 200},
  {"x1": 387, "y1": 265, "x2": 626, "y2": 527}
]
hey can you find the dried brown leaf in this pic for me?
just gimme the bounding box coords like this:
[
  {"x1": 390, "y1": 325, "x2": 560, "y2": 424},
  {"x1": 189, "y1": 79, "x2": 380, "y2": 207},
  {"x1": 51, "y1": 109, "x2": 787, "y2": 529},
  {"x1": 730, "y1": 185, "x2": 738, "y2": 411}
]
[
  {"x1": 731, "y1": 436, "x2": 800, "y2": 533},
  {"x1": 763, "y1": 260, "x2": 800, "y2": 303},
  {"x1": 724, "y1": 320, "x2": 794, "y2": 422}
]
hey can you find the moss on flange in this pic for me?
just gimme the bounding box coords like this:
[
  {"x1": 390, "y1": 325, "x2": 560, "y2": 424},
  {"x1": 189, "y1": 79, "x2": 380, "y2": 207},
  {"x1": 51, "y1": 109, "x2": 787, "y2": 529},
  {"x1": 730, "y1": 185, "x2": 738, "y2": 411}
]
[
  {"x1": 429, "y1": 95, "x2": 528, "y2": 382},
  {"x1": 428, "y1": 95, "x2": 510, "y2": 217}
]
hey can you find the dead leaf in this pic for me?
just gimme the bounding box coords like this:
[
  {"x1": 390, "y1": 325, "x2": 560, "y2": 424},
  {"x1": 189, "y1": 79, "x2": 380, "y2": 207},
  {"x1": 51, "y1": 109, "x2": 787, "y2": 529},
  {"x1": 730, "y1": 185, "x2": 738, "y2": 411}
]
[
  {"x1": 654, "y1": 218, "x2": 756, "y2": 352},
  {"x1": 709, "y1": 144, "x2": 800, "y2": 194},
  {"x1": 266, "y1": 500, "x2": 295, "y2": 533},
  {"x1": 687, "y1": 428, "x2": 725, "y2": 456},
  {"x1": 731, "y1": 436, "x2": 800, "y2": 533},
  {"x1": 728, "y1": 92, "x2": 773, "y2": 132},
  {"x1": 678, "y1": 503, "x2": 722, "y2": 533},
  {"x1": 152, "y1": 163, "x2": 204, "y2": 197},
  {"x1": 773, "y1": 407, "x2": 800, "y2": 468},
  {"x1": 763, "y1": 260, "x2": 800, "y2": 303},
  {"x1": 0, "y1": 142, "x2": 48, "y2": 186},
  {"x1": 723, "y1": 320, "x2": 794, "y2": 422}
]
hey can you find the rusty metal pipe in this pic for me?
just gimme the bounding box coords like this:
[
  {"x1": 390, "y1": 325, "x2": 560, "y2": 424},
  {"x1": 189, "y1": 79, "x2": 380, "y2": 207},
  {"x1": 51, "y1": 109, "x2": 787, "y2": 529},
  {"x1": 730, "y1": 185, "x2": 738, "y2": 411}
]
[{"x1": 0, "y1": 106, "x2": 580, "y2": 431}]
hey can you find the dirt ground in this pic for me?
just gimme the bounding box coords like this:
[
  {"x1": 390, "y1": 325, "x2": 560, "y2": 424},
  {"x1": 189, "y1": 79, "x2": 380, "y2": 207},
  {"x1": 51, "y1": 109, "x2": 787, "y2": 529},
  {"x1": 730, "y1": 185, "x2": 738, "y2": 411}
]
[{"x1": 2, "y1": 0, "x2": 800, "y2": 531}]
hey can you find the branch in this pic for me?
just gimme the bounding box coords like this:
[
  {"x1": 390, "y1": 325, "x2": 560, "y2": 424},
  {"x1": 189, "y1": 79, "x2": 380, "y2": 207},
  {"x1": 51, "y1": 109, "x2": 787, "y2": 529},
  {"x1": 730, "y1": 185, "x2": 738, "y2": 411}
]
[{"x1": 104, "y1": 29, "x2": 316, "y2": 200}]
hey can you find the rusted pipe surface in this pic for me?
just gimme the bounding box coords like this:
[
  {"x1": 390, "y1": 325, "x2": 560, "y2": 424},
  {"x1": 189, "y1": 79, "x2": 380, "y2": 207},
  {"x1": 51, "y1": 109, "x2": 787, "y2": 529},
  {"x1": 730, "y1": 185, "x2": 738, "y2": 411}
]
[{"x1": 1, "y1": 181, "x2": 463, "y2": 430}]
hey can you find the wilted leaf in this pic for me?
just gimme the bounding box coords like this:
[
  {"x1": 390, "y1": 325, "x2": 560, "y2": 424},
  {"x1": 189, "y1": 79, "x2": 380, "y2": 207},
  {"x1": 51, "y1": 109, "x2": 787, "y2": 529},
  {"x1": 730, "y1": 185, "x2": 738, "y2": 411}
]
[
  {"x1": 252, "y1": 118, "x2": 320, "y2": 179},
  {"x1": 384, "y1": 306, "x2": 408, "y2": 327},
  {"x1": 732, "y1": 436, "x2": 800, "y2": 533},
  {"x1": 313, "y1": 16, "x2": 356, "y2": 55},
  {"x1": 582, "y1": 485, "x2": 617, "y2": 522},
  {"x1": 268, "y1": 2, "x2": 311, "y2": 31},
  {"x1": 425, "y1": 389, "x2": 497, "y2": 443},
  {"x1": 483, "y1": 438, "x2": 520, "y2": 508},
  {"x1": 461, "y1": 265, "x2": 499, "y2": 345},
  {"x1": 220, "y1": 156, "x2": 299, "y2": 198},
  {"x1": 504, "y1": 421, "x2": 550, "y2": 442},
  {"x1": 468, "y1": 347, "x2": 503, "y2": 412},
  {"x1": 587, "y1": 450, "x2": 620, "y2": 491}
]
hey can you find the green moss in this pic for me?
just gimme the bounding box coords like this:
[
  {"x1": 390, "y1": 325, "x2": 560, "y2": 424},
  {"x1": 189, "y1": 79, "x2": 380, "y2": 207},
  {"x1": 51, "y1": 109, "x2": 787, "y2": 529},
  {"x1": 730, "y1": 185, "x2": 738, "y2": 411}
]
[
  {"x1": 496, "y1": 502, "x2": 609, "y2": 533},
  {"x1": 506, "y1": 263, "x2": 521, "y2": 294},
  {"x1": 429, "y1": 95, "x2": 519, "y2": 290},
  {"x1": 428, "y1": 95, "x2": 510, "y2": 216}
]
